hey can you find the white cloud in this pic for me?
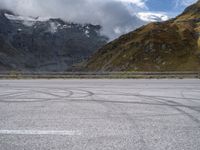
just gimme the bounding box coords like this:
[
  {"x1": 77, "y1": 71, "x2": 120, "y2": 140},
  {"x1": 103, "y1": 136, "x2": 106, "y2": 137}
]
[
  {"x1": 0, "y1": 0, "x2": 196, "y2": 40},
  {"x1": 137, "y1": 12, "x2": 169, "y2": 22},
  {"x1": 0, "y1": 0, "x2": 175, "y2": 39},
  {"x1": 0, "y1": 0, "x2": 149, "y2": 39},
  {"x1": 118, "y1": 0, "x2": 147, "y2": 8}
]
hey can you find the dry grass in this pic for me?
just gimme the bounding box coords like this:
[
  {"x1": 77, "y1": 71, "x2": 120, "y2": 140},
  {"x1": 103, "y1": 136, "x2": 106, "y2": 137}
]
[{"x1": 86, "y1": 1, "x2": 200, "y2": 72}]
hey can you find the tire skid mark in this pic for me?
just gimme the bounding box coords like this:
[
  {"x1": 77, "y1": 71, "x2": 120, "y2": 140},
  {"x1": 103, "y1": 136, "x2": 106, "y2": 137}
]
[
  {"x1": 135, "y1": 94, "x2": 200, "y2": 125},
  {"x1": 0, "y1": 88, "x2": 95, "y2": 103},
  {"x1": 94, "y1": 92, "x2": 200, "y2": 101},
  {"x1": 132, "y1": 94, "x2": 200, "y2": 113},
  {"x1": 101, "y1": 95, "x2": 149, "y2": 150},
  {"x1": 85, "y1": 89, "x2": 149, "y2": 149},
  {"x1": 33, "y1": 90, "x2": 66, "y2": 99},
  {"x1": 0, "y1": 91, "x2": 27, "y2": 98},
  {"x1": 60, "y1": 89, "x2": 74, "y2": 98},
  {"x1": 66, "y1": 88, "x2": 95, "y2": 98},
  {"x1": 180, "y1": 90, "x2": 200, "y2": 103}
]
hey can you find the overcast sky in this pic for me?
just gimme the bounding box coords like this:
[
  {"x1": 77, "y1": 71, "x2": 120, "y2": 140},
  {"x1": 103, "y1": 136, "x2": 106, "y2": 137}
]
[{"x1": 0, "y1": 0, "x2": 198, "y2": 39}]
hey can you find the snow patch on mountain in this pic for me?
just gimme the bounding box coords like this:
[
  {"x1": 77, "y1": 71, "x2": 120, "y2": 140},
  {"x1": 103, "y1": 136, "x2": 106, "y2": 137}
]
[
  {"x1": 5, "y1": 13, "x2": 50, "y2": 22},
  {"x1": 84, "y1": 30, "x2": 90, "y2": 37},
  {"x1": 5, "y1": 13, "x2": 52, "y2": 27},
  {"x1": 49, "y1": 22, "x2": 58, "y2": 33}
]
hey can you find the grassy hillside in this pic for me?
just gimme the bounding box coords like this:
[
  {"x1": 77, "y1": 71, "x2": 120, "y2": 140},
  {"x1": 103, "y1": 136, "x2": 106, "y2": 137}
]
[{"x1": 86, "y1": 1, "x2": 200, "y2": 71}]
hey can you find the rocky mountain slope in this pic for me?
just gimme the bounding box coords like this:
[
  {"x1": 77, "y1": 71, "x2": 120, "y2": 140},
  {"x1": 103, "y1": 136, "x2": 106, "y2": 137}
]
[
  {"x1": 0, "y1": 10, "x2": 108, "y2": 71},
  {"x1": 86, "y1": 1, "x2": 200, "y2": 71}
]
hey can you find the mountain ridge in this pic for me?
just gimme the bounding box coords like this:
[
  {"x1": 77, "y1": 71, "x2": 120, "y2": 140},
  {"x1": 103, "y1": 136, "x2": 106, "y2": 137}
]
[
  {"x1": 85, "y1": 1, "x2": 200, "y2": 71},
  {"x1": 0, "y1": 10, "x2": 108, "y2": 71}
]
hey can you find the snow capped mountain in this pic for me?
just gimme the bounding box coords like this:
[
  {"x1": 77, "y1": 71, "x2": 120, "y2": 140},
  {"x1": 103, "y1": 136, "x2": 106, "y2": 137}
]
[
  {"x1": 5, "y1": 13, "x2": 50, "y2": 22},
  {"x1": 0, "y1": 10, "x2": 108, "y2": 71},
  {"x1": 5, "y1": 13, "x2": 50, "y2": 27},
  {"x1": 4, "y1": 11, "x2": 99, "y2": 37}
]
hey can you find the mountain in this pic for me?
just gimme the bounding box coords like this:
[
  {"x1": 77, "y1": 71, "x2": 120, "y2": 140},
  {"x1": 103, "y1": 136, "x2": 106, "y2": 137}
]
[
  {"x1": 0, "y1": 10, "x2": 108, "y2": 71},
  {"x1": 86, "y1": 1, "x2": 200, "y2": 72}
]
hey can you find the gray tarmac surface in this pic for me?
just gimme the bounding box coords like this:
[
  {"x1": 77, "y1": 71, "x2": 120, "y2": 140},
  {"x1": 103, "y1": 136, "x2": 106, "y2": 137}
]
[{"x1": 0, "y1": 79, "x2": 200, "y2": 150}]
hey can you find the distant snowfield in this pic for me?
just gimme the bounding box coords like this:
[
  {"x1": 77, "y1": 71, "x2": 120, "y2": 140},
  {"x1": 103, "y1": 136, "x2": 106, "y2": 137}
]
[
  {"x1": 5, "y1": 13, "x2": 50, "y2": 27},
  {"x1": 5, "y1": 13, "x2": 50, "y2": 22},
  {"x1": 5, "y1": 13, "x2": 91, "y2": 37}
]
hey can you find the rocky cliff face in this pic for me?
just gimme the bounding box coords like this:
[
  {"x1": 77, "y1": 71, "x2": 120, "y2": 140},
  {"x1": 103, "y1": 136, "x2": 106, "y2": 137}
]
[
  {"x1": 0, "y1": 10, "x2": 108, "y2": 71},
  {"x1": 86, "y1": 1, "x2": 200, "y2": 71}
]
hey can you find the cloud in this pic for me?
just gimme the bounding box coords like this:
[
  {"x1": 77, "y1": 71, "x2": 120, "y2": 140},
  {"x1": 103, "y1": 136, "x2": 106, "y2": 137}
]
[
  {"x1": 137, "y1": 12, "x2": 169, "y2": 22},
  {"x1": 1, "y1": 0, "x2": 177, "y2": 39},
  {"x1": 0, "y1": 0, "x2": 149, "y2": 39},
  {"x1": 174, "y1": 0, "x2": 197, "y2": 8},
  {"x1": 0, "y1": 0, "x2": 196, "y2": 39},
  {"x1": 119, "y1": 0, "x2": 147, "y2": 8}
]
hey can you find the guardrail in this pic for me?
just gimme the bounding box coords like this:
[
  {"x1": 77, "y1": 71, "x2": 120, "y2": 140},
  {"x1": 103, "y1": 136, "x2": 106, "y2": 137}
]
[{"x1": 0, "y1": 72, "x2": 199, "y2": 79}]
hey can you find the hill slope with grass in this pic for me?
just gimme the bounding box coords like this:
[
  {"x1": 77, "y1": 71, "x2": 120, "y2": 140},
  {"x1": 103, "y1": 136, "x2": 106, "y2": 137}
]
[{"x1": 86, "y1": 1, "x2": 200, "y2": 71}]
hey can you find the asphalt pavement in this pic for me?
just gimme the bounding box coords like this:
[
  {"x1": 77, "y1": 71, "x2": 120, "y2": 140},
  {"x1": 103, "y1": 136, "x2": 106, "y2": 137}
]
[{"x1": 0, "y1": 79, "x2": 200, "y2": 150}]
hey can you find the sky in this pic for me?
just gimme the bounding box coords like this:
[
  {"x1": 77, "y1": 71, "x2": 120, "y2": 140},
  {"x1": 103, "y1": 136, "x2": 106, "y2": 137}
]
[
  {"x1": 0, "y1": 0, "x2": 198, "y2": 39},
  {"x1": 146, "y1": 0, "x2": 197, "y2": 16}
]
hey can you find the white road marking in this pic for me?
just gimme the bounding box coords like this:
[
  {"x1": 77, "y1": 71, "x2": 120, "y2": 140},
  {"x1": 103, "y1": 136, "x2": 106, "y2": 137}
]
[{"x1": 0, "y1": 130, "x2": 81, "y2": 136}]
